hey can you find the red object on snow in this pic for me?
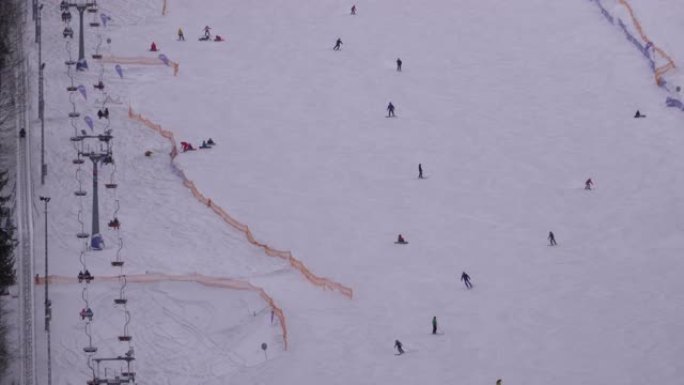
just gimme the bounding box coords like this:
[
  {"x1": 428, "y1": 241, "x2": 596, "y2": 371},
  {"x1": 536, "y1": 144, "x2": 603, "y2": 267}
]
[{"x1": 150, "y1": 42, "x2": 158, "y2": 52}]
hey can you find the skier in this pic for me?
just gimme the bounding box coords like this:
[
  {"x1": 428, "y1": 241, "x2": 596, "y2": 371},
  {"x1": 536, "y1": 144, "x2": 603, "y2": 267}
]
[
  {"x1": 178, "y1": 27, "x2": 185, "y2": 41},
  {"x1": 207, "y1": 138, "x2": 216, "y2": 146},
  {"x1": 584, "y1": 178, "x2": 593, "y2": 190},
  {"x1": 396, "y1": 58, "x2": 402, "y2": 71},
  {"x1": 548, "y1": 231, "x2": 557, "y2": 246},
  {"x1": 333, "y1": 38, "x2": 343, "y2": 51},
  {"x1": 351, "y1": 5, "x2": 356, "y2": 15},
  {"x1": 634, "y1": 110, "x2": 646, "y2": 118},
  {"x1": 387, "y1": 102, "x2": 395, "y2": 117},
  {"x1": 461, "y1": 271, "x2": 472, "y2": 289},
  {"x1": 149, "y1": 42, "x2": 158, "y2": 52},
  {"x1": 432, "y1": 316, "x2": 437, "y2": 335},
  {"x1": 394, "y1": 340, "x2": 405, "y2": 355},
  {"x1": 103, "y1": 108, "x2": 109, "y2": 119},
  {"x1": 496, "y1": 380, "x2": 502, "y2": 385},
  {"x1": 418, "y1": 163, "x2": 423, "y2": 179},
  {"x1": 203, "y1": 25, "x2": 212, "y2": 39},
  {"x1": 396, "y1": 234, "x2": 407, "y2": 244},
  {"x1": 200, "y1": 140, "x2": 210, "y2": 149}
]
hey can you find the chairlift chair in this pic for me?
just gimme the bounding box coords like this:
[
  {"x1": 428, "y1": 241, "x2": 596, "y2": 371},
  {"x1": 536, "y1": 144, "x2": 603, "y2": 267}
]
[
  {"x1": 83, "y1": 346, "x2": 98, "y2": 353},
  {"x1": 77, "y1": 232, "x2": 89, "y2": 239},
  {"x1": 74, "y1": 190, "x2": 87, "y2": 197},
  {"x1": 105, "y1": 183, "x2": 117, "y2": 189},
  {"x1": 65, "y1": 58, "x2": 77, "y2": 66},
  {"x1": 63, "y1": 27, "x2": 74, "y2": 38},
  {"x1": 118, "y1": 335, "x2": 132, "y2": 342},
  {"x1": 92, "y1": 53, "x2": 102, "y2": 59},
  {"x1": 66, "y1": 85, "x2": 77, "y2": 92},
  {"x1": 73, "y1": 158, "x2": 85, "y2": 164},
  {"x1": 68, "y1": 111, "x2": 80, "y2": 118},
  {"x1": 114, "y1": 298, "x2": 127, "y2": 305},
  {"x1": 111, "y1": 260, "x2": 124, "y2": 267}
]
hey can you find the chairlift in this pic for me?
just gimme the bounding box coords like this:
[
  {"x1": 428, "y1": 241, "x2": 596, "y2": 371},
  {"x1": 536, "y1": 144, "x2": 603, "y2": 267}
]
[
  {"x1": 74, "y1": 190, "x2": 87, "y2": 197},
  {"x1": 63, "y1": 27, "x2": 74, "y2": 38},
  {"x1": 89, "y1": 12, "x2": 100, "y2": 28},
  {"x1": 92, "y1": 53, "x2": 102, "y2": 59},
  {"x1": 111, "y1": 260, "x2": 124, "y2": 267},
  {"x1": 105, "y1": 183, "x2": 117, "y2": 189},
  {"x1": 93, "y1": 81, "x2": 105, "y2": 90},
  {"x1": 70, "y1": 136, "x2": 83, "y2": 142},
  {"x1": 121, "y1": 372, "x2": 135, "y2": 381},
  {"x1": 87, "y1": 2, "x2": 98, "y2": 13},
  {"x1": 118, "y1": 335, "x2": 132, "y2": 342},
  {"x1": 108, "y1": 217, "x2": 120, "y2": 229},
  {"x1": 66, "y1": 85, "x2": 77, "y2": 91},
  {"x1": 68, "y1": 111, "x2": 80, "y2": 118},
  {"x1": 83, "y1": 346, "x2": 98, "y2": 353},
  {"x1": 61, "y1": 11, "x2": 72, "y2": 23},
  {"x1": 114, "y1": 298, "x2": 127, "y2": 305},
  {"x1": 60, "y1": 1, "x2": 69, "y2": 11},
  {"x1": 73, "y1": 158, "x2": 85, "y2": 164},
  {"x1": 65, "y1": 59, "x2": 76, "y2": 66},
  {"x1": 77, "y1": 232, "x2": 89, "y2": 239}
]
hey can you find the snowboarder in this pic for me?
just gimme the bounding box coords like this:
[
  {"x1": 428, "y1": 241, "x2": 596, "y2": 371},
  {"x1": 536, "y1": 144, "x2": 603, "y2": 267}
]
[
  {"x1": 418, "y1": 163, "x2": 423, "y2": 179},
  {"x1": 207, "y1": 138, "x2": 216, "y2": 146},
  {"x1": 394, "y1": 340, "x2": 405, "y2": 355},
  {"x1": 634, "y1": 110, "x2": 646, "y2": 118},
  {"x1": 496, "y1": 380, "x2": 502, "y2": 385},
  {"x1": 180, "y1": 141, "x2": 195, "y2": 152},
  {"x1": 387, "y1": 102, "x2": 395, "y2": 117},
  {"x1": 178, "y1": 27, "x2": 185, "y2": 41},
  {"x1": 149, "y1": 42, "x2": 158, "y2": 52},
  {"x1": 432, "y1": 316, "x2": 437, "y2": 334},
  {"x1": 585, "y1": 178, "x2": 593, "y2": 190},
  {"x1": 333, "y1": 38, "x2": 343, "y2": 51},
  {"x1": 200, "y1": 140, "x2": 210, "y2": 149},
  {"x1": 203, "y1": 25, "x2": 212, "y2": 39},
  {"x1": 214, "y1": 35, "x2": 224, "y2": 42},
  {"x1": 461, "y1": 271, "x2": 472, "y2": 289},
  {"x1": 351, "y1": 5, "x2": 356, "y2": 15},
  {"x1": 396, "y1": 58, "x2": 402, "y2": 71},
  {"x1": 548, "y1": 231, "x2": 557, "y2": 246},
  {"x1": 396, "y1": 234, "x2": 407, "y2": 244}
]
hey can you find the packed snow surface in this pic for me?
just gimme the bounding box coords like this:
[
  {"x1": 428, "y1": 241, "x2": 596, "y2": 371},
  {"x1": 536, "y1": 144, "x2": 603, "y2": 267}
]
[{"x1": 30, "y1": 0, "x2": 684, "y2": 384}]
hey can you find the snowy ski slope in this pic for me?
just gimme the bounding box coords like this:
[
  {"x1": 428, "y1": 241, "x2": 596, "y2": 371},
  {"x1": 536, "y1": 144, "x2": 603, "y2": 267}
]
[{"x1": 32, "y1": 0, "x2": 684, "y2": 384}]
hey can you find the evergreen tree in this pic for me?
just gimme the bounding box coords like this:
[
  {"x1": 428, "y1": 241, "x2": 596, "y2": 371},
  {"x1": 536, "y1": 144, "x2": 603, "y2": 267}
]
[{"x1": 0, "y1": 171, "x2": 15, "y2": 291}]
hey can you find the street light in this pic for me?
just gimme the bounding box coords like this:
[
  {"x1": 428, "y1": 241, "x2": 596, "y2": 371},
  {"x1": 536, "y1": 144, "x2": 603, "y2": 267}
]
[{"x1": 38, "y1": 195, "x2": 52, "y2": 385}]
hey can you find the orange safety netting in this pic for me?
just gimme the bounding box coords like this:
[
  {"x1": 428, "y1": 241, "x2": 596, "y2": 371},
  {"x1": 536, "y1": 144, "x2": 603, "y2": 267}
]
[
  {"x1": 37, "y1": 273, "x2": 288, "y2": 350},
  {"x1": 128, "y1": 107, "x2": 354, "y2": 299},
  {"x1": 96, "y1": 55, "x2": 179, "y2": 76},
  {"x1": 617, "y1": 0, "x2": 677, "y2": 85}
]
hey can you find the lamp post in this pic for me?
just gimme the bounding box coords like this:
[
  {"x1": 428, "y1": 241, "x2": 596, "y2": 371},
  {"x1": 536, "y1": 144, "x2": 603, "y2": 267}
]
[
  {"x1": 37, "y1": 3, "x2": 46, "y2": 184},
  {"x1": 39, "y1": 196, "x2": 52, "y2": 385}
]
